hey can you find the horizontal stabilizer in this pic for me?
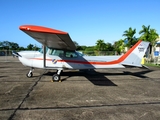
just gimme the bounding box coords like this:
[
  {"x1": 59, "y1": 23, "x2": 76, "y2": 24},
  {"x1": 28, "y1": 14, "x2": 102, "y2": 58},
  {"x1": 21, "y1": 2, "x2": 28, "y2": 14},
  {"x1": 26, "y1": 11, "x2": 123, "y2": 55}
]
[{"x1": 122, "y1": 63, "x2": 142, "y2": 67}]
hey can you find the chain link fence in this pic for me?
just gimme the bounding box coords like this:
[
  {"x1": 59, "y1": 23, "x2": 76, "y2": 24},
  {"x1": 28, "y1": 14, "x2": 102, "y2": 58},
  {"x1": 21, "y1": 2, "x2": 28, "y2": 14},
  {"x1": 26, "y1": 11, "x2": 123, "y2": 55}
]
[
  {"x1": 0, "y1": 50, "x2": 19, "y2": 62},
  {"x1": 1, "y1": 50, "x2": 159, "y2": 65},
  {"x1": 79, "y1": 51, "x2": 117, "y2": 56},
  {"x1": 0, "y1": 50, "x2": 118, "y2": 62}
]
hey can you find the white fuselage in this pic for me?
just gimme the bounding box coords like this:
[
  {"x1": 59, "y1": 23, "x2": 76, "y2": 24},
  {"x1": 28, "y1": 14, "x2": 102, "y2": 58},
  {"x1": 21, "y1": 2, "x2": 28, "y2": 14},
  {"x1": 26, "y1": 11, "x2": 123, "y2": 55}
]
[{"x1": 18, "y1": 48, "x2": 125, "y2": 70}]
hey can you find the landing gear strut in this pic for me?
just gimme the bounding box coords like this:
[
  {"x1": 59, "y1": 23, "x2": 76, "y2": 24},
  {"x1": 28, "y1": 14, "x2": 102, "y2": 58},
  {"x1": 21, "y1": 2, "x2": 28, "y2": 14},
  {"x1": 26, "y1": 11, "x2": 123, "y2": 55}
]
[
  {"x1": 52, "y1": 69, "x2": 62, "y2": 82},
  {"x1": 26, "y1": 67, "x2": 34, "y2": 78}
]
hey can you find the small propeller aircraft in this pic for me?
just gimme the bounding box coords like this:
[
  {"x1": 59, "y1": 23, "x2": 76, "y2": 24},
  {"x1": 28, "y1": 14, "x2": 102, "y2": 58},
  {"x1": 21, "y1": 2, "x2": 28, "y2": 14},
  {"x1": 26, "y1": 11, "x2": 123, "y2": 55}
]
[{"x1": 14, "y1": 25, "x2": 150, "y2": 82}]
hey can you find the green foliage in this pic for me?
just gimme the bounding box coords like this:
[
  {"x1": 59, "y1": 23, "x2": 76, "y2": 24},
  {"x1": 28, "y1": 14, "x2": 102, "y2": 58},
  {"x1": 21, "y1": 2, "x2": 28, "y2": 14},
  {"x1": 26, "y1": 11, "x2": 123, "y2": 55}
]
[
  {"x1": 27, "y1": 44, "x2": 34, "y2": 50},
  {"x1": 26, "y1": 44, "x2": 40, "y2": 50},
  {"x1": 95, "y1": 39, "x2": 106, "y2": 51},
  {"x1": 123, "y1": 27, "x2": 136, "y2": 47},
  {"x1": 144, "y1": 63, "x2": 160, "y2": 67},
  {"x1": 76, "y1": 45, "x2": 87, "y2": 51},
  {"x1": 149, "y1": 29, "x2": 159, "y2": 45},
  {"x1": 84, "y1": 46, "x2": 95, "y2": 55},
  {"x1": 105, "y1": 42, "x2": 114, "y2": 51},
  {"x1": 18, "y1": 47, "x2": 26, "y2": 51},
  {"x1": 0, "y1": 41, "x2": 40, "y2": 51},
  {"x1": 139, "y1": 25, "x2": 159, "y2": 45},
  {"x1": 0, "y1": 41, "x2": 19, "y2": 50},
  {"x1": 139, "y1": 25, "x2": 150, "y2": 41},
  {"x1": 113, "y1": 39, "x2": 125, "y2": 55}
]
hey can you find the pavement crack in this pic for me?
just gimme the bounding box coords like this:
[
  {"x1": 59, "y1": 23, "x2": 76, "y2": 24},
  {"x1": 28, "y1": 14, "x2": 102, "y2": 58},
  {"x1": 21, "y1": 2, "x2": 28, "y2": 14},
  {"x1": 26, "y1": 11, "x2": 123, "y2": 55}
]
[
  {"x1": 8, "y1": 70, "x2": 47, "y2": 120},
  {"x1": 2, "y1": 101, "x2": 160, "y2": 112}
]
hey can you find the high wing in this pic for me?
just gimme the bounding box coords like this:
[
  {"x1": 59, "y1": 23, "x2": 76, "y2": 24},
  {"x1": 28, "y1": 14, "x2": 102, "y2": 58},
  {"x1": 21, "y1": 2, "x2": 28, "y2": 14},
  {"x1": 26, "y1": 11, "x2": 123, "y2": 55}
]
[{"x1": 19, "y1": 25, "x2": 76, "y2": 51}]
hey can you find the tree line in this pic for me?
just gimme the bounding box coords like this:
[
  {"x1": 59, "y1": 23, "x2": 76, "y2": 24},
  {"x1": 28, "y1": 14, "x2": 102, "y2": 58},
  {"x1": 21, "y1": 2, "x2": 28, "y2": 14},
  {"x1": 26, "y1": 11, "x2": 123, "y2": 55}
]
[
  {"x1": 0, "y1": 25, "x2": 159, "y2": 56},
  {"x1": 77, "y1": 25, "x2": 159, "y2": 56},
  {"x1": 0, "y1": 41, "x2": 40, "y2": 51}
]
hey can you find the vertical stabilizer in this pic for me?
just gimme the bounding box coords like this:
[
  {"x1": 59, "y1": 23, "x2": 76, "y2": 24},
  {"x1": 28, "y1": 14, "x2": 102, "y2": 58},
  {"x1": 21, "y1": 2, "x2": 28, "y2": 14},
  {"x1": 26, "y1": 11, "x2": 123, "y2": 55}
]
[{"x1": 120, "y1": 40, "x2": 150, "y2": 67}]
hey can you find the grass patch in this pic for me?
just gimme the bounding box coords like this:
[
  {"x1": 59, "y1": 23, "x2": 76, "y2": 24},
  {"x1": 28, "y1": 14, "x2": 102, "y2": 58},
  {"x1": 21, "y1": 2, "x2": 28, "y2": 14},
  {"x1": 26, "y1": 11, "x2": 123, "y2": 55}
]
[{"x1": 144, "y1": 63, "x2": 160, "y2": 67}]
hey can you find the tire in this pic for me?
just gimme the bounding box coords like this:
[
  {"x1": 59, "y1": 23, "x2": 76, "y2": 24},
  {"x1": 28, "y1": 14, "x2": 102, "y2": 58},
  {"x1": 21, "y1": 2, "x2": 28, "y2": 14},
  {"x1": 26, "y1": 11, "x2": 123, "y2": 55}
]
[
  {"x1": 26, "y1": 72, "x2": 33, "y2": 78},
  {"x1": 52, "y1": 74, "x2": 60, "y2": 82}
]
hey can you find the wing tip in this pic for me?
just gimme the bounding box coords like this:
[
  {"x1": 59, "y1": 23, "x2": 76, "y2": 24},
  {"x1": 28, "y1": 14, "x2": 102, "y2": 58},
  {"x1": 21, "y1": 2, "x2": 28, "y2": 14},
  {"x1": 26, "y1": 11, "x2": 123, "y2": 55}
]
[{"x1": 19, "y1": 25, "x2": 68, "y2": 34}]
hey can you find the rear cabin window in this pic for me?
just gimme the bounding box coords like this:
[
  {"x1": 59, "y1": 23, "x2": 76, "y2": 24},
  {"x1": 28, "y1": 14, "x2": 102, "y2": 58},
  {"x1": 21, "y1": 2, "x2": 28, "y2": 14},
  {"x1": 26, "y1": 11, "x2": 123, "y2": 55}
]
[{"x1": 65, "y1": 51, "x2": 78, "y2": 58}]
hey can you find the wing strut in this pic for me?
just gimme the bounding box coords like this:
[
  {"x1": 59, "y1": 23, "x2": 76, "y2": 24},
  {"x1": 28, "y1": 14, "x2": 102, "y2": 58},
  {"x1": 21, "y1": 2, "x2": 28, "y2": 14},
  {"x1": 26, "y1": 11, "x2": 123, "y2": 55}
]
[{"x1": 43, "y1": 45, "x2": 46, "y2": 68}]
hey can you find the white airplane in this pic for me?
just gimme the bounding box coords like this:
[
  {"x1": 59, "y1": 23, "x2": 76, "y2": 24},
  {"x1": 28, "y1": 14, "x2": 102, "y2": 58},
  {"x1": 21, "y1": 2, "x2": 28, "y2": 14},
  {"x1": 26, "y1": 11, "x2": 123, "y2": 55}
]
[{"x1": 14, "y1": 25, "x2": 150, "y2": 82}]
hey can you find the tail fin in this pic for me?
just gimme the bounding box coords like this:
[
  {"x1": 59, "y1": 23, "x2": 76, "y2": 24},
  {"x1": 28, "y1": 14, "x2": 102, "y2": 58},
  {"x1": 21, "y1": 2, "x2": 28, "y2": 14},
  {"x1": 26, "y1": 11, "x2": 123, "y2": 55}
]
[{"x1": 119, "y1": 40, "x2": 150, "y2": 67}]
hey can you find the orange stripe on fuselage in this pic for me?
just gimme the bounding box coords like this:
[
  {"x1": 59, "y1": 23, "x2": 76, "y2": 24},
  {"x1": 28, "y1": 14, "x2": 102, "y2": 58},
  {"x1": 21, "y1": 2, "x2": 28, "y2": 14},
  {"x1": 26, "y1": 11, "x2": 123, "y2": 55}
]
[{"x1": 30, "y1": 40, "x2": 141, "y2": 65}]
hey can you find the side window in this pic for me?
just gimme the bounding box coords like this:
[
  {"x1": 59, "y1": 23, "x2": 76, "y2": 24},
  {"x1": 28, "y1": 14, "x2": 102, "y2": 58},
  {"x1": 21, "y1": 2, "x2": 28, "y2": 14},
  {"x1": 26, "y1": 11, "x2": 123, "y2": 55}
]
[
  {"x1": 65, "y1": 51, "x2": 78, "y2": 58},
  {"x1": 49, "y1": 49, "x2": 64, "y2": 57}
]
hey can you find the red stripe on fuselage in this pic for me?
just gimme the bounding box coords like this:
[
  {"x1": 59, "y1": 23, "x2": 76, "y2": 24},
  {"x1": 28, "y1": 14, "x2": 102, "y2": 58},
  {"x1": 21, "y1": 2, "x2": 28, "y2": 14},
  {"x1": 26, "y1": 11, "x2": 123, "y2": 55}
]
[{"x1": 30, "y1": 40, "x2": 141, "y2": 65}]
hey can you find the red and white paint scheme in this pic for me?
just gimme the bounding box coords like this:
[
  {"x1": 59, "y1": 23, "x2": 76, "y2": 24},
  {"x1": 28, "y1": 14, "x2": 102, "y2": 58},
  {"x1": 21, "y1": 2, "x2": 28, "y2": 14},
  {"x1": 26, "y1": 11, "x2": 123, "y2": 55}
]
[{"x1": 14, "y1": 25, "x2": 150, "y2": 82}]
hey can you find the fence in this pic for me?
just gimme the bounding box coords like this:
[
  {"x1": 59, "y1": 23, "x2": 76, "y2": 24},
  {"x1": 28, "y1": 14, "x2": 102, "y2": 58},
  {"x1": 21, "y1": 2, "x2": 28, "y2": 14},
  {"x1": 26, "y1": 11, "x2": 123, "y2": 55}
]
[
  {"x1": 79, "y1": 51, "x2": 117, "y2": 56},
  {"x1": 1, "y1": 50, "x2": 159, "y2": 65},
  {"x1": 0, "y1": 50, "x2": 118, "y2": 62},
  {"x1": 0, "y1": 50, "x2": 20, "y2": 62}
]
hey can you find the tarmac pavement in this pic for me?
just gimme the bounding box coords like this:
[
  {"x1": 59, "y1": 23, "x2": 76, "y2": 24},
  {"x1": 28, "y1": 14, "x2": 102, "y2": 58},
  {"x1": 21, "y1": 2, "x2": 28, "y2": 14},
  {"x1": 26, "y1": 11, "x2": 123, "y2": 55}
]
[{"x1": 0, "y1": 61, "x2": 160, "y2": 120}]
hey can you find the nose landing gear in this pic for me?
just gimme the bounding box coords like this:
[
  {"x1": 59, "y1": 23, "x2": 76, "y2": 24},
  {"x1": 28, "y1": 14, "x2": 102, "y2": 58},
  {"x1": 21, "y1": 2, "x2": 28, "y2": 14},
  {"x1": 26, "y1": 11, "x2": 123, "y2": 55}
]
[{"x1": 26, "y1": 67, "x2": 34, "y2": 78}]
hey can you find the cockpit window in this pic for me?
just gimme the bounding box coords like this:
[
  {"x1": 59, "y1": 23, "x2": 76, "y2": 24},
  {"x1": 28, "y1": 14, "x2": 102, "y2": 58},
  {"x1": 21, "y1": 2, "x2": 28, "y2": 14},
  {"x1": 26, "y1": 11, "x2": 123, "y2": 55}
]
[
  {"x1": 48, "y1": 49, "x2": 78, "y2": 58},
  {"x1": 76, "y1": 51, "x2": 84, "y2": 56},
  {"x1": 38, "y1": 48, "x2": 43, "y2": 53},
  {"x1": 65, "y1": 51, "x2": 78, "y2": 58}
]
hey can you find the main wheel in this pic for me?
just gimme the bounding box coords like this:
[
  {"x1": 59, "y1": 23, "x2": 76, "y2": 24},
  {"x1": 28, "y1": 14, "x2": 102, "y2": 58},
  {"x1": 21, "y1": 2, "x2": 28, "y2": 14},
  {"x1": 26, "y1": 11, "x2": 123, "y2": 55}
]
[
  {"x1": 26, "y1": 72, "x2": 33, "y2": 78},
  {"x1": 52, "y1": 74, "x2": 60, "y2": 82}
]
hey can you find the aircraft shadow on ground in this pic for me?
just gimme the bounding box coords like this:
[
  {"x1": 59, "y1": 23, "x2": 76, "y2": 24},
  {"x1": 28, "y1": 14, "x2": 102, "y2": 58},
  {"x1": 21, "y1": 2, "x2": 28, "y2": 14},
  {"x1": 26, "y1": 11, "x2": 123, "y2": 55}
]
[
  {"x1": 98, "y1": 69, "x2": 153, "y2": 78},
  {"x1": 43, "y1": 69, "x2": 153, "y2": 86},
  {"x1": 44, "y1": 70, "x2": 117, "y2": 86},
  {"x1": 0, "y1": 76, "x2": 7, "y2": 78}
]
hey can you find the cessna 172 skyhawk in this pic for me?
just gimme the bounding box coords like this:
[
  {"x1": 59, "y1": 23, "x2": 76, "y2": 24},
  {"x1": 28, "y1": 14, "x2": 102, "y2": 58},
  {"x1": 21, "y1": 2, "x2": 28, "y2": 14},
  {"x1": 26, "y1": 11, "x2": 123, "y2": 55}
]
[{"x1": 14, "y1": 25, "x2": 149, "y2": 82}]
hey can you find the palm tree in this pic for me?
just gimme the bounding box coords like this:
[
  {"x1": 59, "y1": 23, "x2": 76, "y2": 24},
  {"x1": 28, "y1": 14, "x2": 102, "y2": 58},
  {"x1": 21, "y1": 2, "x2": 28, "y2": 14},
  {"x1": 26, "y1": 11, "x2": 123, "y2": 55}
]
[
  {"x1": 139, "y1": 25, "x2": 159, "y2": 61},
  {"x1": 95, "y1": 39, "x2": 106, "y2": 51},
  {"x1": 123, "y1": 27, "x2": 136, "y2": 47},
  {"x1": 114, "y1": 39, "x2": 125, "y2": 55},
  {"x1": 139, "y1": 25, "x2": 150, "y2": 41},
  {"x1": 139, "y1": 25, "x2": 159, "y2": 45},
  {"x1": 148, "y1": 29, "x2": 159, "y2": 45}
]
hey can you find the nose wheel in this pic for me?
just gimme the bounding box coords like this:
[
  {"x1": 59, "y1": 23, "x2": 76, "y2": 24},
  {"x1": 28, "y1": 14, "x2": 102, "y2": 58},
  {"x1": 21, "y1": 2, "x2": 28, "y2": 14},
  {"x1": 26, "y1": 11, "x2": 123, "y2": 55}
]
[
  {"x1": 26, "y1": 67, "x2": 34, "y2": 78},
  {"x1": 26, "y1": 71, "x2": 33, "y2": 78}
]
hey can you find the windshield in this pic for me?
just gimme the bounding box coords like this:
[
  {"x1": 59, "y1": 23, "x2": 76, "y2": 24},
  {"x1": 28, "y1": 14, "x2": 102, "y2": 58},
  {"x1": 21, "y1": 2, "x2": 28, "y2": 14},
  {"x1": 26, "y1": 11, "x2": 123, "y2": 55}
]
[
  {"x1": 38, "y1": 47, "x2": 48, "y2": 53},
  {"x1": 76, "y1": 51, "x2": 84, "y2": 56}
]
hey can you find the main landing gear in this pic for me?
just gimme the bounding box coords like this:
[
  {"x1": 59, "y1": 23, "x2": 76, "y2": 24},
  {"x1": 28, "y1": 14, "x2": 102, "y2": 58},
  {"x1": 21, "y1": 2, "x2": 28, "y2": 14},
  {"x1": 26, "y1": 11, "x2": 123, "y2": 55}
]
[{"x1": 52, "y1": 69, "x2": 62, "y2": 82}]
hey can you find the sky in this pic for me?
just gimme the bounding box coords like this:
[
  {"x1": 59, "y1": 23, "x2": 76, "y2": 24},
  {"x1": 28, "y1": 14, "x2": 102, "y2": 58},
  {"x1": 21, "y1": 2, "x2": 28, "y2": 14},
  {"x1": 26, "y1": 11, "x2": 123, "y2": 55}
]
[{"x1": 1, "y1": 0, "x2": 160, "y2": 47}]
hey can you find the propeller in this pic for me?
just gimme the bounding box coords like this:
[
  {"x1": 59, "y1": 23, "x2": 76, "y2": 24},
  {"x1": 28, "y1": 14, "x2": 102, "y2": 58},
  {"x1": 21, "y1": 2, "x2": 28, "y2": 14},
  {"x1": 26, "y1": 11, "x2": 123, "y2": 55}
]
[{"x1": 12, "y1": 52, "x2": 21, "y2": 57}]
